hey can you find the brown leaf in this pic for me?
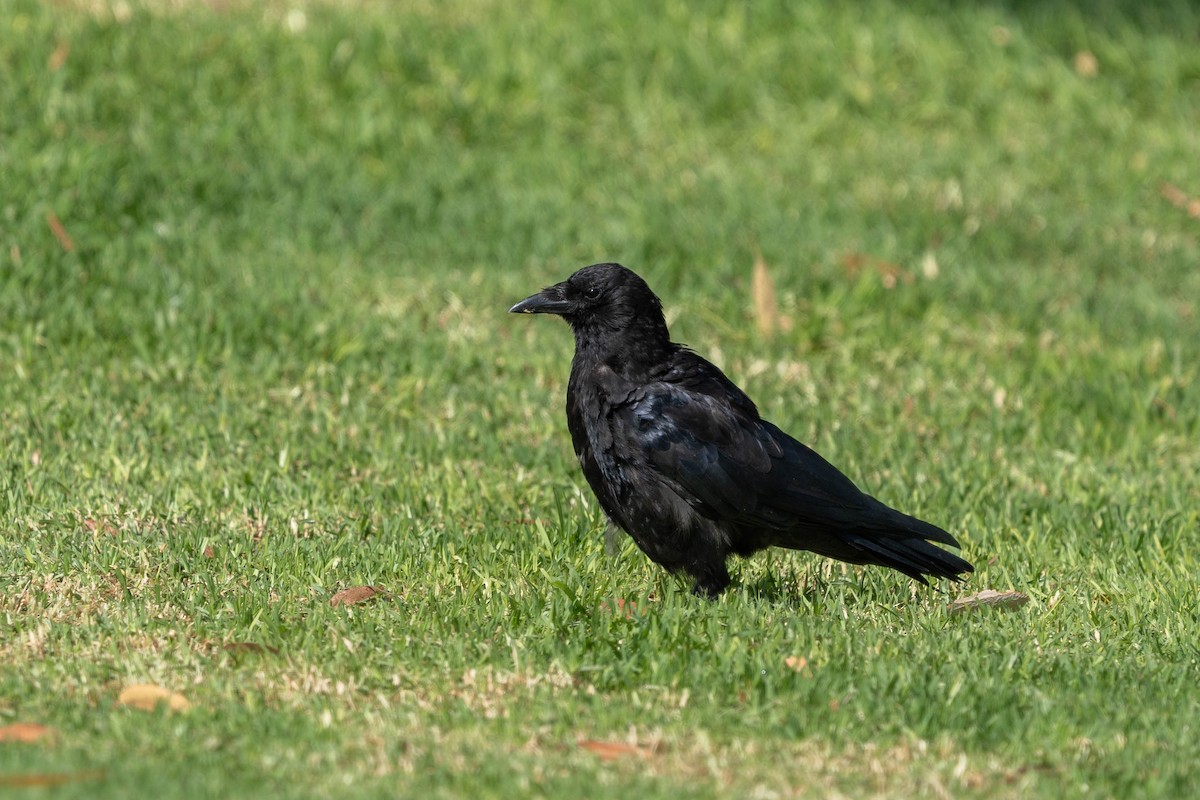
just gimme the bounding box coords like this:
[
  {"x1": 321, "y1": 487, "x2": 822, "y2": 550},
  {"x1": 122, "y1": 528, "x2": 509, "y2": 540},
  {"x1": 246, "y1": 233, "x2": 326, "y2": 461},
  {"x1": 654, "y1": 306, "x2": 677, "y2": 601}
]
[
  {"x1": 83, "y1": 517, "x2": 117, "y2": 535},
  {"x1": 0, "y1": 722, "x2": 55, "y2": 743},
  {"x1": 840, "y1": 252, "x2": 912, "y2": 288},
  {"x1": 578, "y1": 739, "x2": 655, "y2": 761},
  {"x1": 841, "y1": 252, "x2": 867, "y2": 278},
  {"x1": 0, "y1": 770, "x2": 106, "y2": 788},
  {"x1": 48, "y1": 41, "x2": 70, "y2": 72},
  {"x1": 330, "y1": 585, "x2": 385, "y2": 607},
  {"x1": 600, "y1": 598, "x2": 638, "y2": 619},
  {"x1": 1160, "y1": 184, "x2": 1200, "y2": 219},
  {"x1": 949, "y1": 589, "x2": 1030, "y2": 614},
  {"x1": 1161, "y1": 182, "x2": 1189, "y2": 208},
  {"x1": 46, "y1": 212, "x2": 74, "y2": 252},
  {"x1": 117, "y1": 683, "x2": 191, "y2": 712},
  {"x1": 751, "y1": 251, "x2": 778, "y2": 338},
  {"x1": 877, "y1": 260, "x2": 910, "y2": 289},
  {"x1": 784, "y1": 656, "x2": 809, "y2": 672}
]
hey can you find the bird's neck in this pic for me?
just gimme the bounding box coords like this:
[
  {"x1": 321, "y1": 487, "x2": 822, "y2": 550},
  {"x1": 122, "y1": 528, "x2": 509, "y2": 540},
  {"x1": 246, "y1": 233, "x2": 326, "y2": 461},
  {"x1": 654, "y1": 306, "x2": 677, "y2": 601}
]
[{"x1": 570, "y1": 318, "x2": 675, "y2": 382}]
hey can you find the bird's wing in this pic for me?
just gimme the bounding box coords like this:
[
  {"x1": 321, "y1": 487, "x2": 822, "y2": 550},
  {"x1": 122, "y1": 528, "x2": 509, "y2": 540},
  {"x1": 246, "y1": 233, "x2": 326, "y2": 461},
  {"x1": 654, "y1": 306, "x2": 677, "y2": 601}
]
[{"x1": 617, "y1": 367, "x2": 876, "y2": 532}]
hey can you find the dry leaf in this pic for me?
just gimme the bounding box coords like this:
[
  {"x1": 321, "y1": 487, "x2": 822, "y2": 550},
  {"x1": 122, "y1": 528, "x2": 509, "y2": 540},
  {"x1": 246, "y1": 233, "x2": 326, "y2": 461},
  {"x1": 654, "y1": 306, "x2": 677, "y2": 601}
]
[
  {"x1": 751, "y1": 251, "x2": 778, "y2": 338},
  {"x1": 840, "y1": 252, "x2": 912, "y2": 288},
  {"x1": 1160, "y1": 182, "x2": 1189, "y2": 208},
  {"x1": 949, "y1": 589, "x2": 1030, "y2": 614},
  {"x1": 117, "y1": 683, "x2": 191, "y2": 712},
  {"x1": 330, "y1": 585, "x2": 385, "y2": 607},
  {"x1": 46, "y1": 212, "x2": 74, "y2": 252},
  {"x1": 0, "y1": 770, "x2": 105, "y2": 788},
  {"x1": 600, "y1": 598, "x2": 639, "y2": 619},
  {"x1": 48, "y1": 41, "x2": 70, "y2": 72},
  {"x1": 784, "y1": 656, "x2": 809, "y2": 672},
  {"x1": 878, "y1": 260, "x2": 910, "y2": 289},
  {"x1": 1162, "y1": 183, "x2": 1200, "y2": 218},
  {"x1": 83, "y1": 517, "x2": 112, "y2": 534},
  {"x1": 0, "y1": 722, "x2": 55, "y2": 743},
  {"x1": 578, "y1": 740, "x2": 655, "y2": 761},
  {"x1": 1073, "y1": 50, "x2": 1098, "y2": 78}
]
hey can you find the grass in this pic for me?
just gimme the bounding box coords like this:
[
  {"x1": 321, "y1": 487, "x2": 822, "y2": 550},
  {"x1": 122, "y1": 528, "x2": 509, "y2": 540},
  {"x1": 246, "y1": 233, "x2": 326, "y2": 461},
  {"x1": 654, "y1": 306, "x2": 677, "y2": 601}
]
[{"x1": 2, "y1": 0, "x2": 1199, "y2": 796}]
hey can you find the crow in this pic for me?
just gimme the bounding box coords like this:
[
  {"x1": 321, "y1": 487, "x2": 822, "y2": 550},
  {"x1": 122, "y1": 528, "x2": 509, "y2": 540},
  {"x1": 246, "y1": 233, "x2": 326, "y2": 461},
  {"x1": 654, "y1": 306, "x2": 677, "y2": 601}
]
[{"x1": 510, "y1": 262, "x2": 973, "y2": 597}]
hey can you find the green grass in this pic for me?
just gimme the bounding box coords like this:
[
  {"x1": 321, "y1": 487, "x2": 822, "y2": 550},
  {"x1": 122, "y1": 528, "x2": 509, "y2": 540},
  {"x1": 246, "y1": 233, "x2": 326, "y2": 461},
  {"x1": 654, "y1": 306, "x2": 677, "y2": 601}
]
[{"x1": 2, "y1": 0, "x2": 1199, "y2": 796}]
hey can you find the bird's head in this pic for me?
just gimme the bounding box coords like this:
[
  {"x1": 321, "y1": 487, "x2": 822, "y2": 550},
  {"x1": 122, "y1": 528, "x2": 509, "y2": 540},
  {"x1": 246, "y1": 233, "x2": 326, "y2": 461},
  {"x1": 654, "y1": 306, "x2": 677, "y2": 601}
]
[{"x1": 509, "y1": 263, "x2": 670, "y2": 350}]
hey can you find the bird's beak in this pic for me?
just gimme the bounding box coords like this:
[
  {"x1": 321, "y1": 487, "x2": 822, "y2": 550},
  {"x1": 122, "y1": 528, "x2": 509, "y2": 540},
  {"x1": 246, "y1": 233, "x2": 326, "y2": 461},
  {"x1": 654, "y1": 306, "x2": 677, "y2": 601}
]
[{"x1": 509, "y1": 284, "x2": 571, "y2": 315}]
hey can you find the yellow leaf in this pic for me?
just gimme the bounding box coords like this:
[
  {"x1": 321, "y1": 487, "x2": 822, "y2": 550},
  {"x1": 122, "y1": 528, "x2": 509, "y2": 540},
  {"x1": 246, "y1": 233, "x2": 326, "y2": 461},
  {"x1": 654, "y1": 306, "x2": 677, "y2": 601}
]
[
  {"x1": 751, "y1": 251, "x2": 778, "y2": 338},
  {"x1": 1073, "y1": 50, "x2": 1098, "y2": 78},
  {"x1": 117, "y1": 683, "x2": 191, "y2": 712}
]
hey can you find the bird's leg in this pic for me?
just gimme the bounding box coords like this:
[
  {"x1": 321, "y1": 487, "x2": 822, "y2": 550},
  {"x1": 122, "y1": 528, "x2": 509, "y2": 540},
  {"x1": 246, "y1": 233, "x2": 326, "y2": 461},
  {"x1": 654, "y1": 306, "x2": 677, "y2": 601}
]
[
  {"x1": 690, "y1": 564, "x2": 731, "y2": 599},
  {"x1": 603, "y1": 520, "x2": 625, "y2": 556}
]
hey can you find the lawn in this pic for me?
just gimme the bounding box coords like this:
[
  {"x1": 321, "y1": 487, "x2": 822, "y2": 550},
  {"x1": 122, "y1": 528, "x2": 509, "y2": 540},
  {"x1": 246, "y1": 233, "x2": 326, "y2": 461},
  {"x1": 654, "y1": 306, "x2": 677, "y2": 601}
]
[{"x1": 1, "y1": 0, "x2": 1198, "y2": 797}]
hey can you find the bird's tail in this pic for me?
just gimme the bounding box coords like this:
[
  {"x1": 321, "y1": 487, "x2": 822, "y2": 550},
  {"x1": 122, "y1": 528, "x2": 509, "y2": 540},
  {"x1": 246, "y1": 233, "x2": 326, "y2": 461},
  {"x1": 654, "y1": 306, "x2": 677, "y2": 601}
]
[
  {"x1": 844, "y1": 531, "x2": 973, "y2": 584},
  {"x1": 790, "y1": 502, "x2": 972, "y2": 584},
  {"x1": 839, "y1": 506, "x2": 973, "y2": 584}
]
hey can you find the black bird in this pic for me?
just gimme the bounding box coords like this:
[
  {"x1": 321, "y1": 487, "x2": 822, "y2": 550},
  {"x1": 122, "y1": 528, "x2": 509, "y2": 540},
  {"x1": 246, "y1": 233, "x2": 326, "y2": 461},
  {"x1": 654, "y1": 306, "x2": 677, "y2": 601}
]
[{"x1": 510, "y1": 263, "x2": 973, "y2": 597}]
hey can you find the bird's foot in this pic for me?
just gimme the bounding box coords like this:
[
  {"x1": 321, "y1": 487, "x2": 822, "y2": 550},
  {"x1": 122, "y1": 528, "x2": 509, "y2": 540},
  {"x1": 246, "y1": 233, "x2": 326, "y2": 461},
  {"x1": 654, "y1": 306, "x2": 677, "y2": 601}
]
[{"x1": 690, "y1": 567, "x2": 731, "y2": 599}]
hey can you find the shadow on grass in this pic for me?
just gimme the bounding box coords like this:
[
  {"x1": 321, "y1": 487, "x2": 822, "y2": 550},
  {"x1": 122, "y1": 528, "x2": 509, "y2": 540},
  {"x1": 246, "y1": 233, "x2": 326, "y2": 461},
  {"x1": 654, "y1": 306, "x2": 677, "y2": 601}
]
[
  {"x1": 736, "y1": 562, "x2": 960, "y2": 609},
  {"x1": 737, "y1": 564, "x2": 872, "y2": 608}
]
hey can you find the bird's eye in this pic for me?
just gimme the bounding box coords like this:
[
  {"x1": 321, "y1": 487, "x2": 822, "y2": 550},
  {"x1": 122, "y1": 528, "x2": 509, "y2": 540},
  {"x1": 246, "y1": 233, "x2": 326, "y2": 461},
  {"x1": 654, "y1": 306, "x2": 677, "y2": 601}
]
[{"x1": 583, "y1": 285, "x2": 603, "y2": 301}]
